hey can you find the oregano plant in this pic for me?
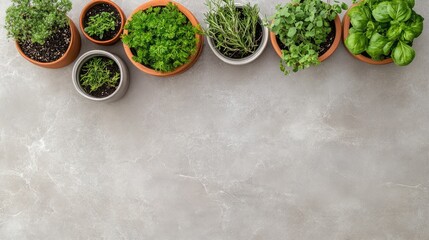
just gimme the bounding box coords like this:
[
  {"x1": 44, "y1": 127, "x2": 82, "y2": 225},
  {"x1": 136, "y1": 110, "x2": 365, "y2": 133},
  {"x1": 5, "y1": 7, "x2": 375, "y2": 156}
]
[
  {"x1": 5, "y1": 0, "x2": 72, "y2": 44},
  {"x1": 122, "y1": 3, "x2": 198, "y2": 72},
  {"x1": 270, "y1": 0, "x2": 347, "y2": 75}
]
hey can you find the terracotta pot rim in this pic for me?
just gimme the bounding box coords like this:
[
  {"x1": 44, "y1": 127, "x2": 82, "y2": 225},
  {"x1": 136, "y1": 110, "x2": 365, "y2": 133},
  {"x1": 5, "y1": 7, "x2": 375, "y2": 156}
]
[
  {"x1": 122, "y1": 0, "x2": 204, "y2": 77},
  {"x1": 342, "y1": 3, "x2": 393, "y2": 65},
  {"x1": 270, "y1": 15, "x2": 342, "y2": 63},
  {"x1": 15, "y1": 17, "x2": 78, "y2": 67},
  {"x1": 80, "y1": 0, "x2": 126, "y2": 45}
]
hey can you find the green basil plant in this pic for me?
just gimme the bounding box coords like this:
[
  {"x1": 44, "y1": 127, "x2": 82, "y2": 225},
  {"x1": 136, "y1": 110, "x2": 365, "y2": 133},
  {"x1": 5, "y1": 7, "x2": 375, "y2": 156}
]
[{"x1": 345, "y1": 0, "x2": 424, "y2": 66}]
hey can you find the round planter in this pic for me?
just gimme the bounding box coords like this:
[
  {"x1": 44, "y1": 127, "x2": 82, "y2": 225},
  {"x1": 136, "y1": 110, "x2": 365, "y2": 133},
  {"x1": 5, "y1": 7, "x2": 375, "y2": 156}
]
[
  {"x1": 342, "y1": 3, "x2": 393, "y2": 65},
  {"x1": 122, "y1": 0, "x2": 203, "y2": 77},
  {"x1": 270, "y1": 15, "x2": 342, "y2": 62},
  {"x1": 72, "y1": 50, "x2": 129, "y2": 102},
  {"x1": 206, "y1": 4, "x2": 269, "y2": 65},
  {"x1": 15, "y1": 18, "x2": 81, "y2": 69},
  {"x1": 80, "y1": 0, "x2": 126, "y2": 45}
]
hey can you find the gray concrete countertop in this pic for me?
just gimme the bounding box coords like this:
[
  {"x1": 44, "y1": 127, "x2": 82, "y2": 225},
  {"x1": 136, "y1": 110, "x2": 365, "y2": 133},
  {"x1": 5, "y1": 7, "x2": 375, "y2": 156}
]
[{"x1": 1, "y1": 0, "x2": 429, "y2": 239}]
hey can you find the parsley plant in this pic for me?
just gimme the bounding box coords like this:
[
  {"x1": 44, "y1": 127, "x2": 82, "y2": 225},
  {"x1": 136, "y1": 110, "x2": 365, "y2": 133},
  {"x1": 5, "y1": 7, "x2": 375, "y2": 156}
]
[{"x1": 122, "y1": 3, "x2": 198, "y2": 72}]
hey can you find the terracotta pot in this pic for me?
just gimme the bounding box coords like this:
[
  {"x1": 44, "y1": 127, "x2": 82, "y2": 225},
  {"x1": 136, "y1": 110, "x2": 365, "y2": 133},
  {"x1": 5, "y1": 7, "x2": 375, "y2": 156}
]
[
  {"x1": 270, "y1": 15, "x2": 342, "y2": 62},
  {"x1": 123, "y1": 0, "x2": 204, "y2": 77},
  {"x1": 342, "y1": 3, "x2": 393, "y2": 65},
  {"x1": 80, "y1": 0, "x2": 126, "y2": 45},
  {"x1": 15, "y1": 18, "x2": 81, "y2": 69}
]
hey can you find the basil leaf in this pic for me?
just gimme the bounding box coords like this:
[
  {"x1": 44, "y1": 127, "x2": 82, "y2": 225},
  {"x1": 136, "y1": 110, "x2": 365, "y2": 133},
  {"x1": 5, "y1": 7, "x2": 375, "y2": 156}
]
[
  {"x1": 388, "y1": 2, "x2": 412, "y2": 23},
  {"x1": 372, "y1": 1, "x2": 392, "y2": 23},
  {"x1": 367, "y1": 33, "x2": 389, "y2": 60},
  {"x1": 345, "y1": 32, "x2": 368, "y2": 55},
  {"x1": 391, "y1": 41, "x2": 415, "y2": 66},
  {"x1": 348, "y1": 5, "x2": 372, "y2": 31},
  {"x1": 386, "y1": 24, "x2": 402, "y2": 40}
]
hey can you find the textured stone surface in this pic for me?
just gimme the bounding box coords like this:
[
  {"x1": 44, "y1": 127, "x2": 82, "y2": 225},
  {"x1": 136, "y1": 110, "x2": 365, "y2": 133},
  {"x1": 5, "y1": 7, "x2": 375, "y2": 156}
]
[{"x1": 1, "y1": 0, "x2": 429, "y2": 239}]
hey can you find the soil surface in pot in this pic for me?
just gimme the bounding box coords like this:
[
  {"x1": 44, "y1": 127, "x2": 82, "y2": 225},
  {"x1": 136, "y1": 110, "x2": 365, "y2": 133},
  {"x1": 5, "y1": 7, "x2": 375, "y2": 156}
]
[
  {"x1": 79, "y1": 57, "x2": 121, "y2": 98},
  {"x1": 83, "y1": 3, "x2": 121, "y2": 41},
  {"x1": 276, "y1": 20, "x2": 336, "y2": 57},
  {"x1": 19, "y1": 27, "x2": 71, "y2": 63}
]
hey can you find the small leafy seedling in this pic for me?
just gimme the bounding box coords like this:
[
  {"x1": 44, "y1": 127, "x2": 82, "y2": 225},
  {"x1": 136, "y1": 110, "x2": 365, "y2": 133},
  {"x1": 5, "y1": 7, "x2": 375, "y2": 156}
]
[
  {"x1": 270, "y1": 0, "x2": 347, "y2": 75},
  {"x1": 85, "y1": 11, "x2": 117, "y2": 39},
  {"x1": 122, "y1": 3, "x2": 198, "y2": 72},
  {"x1": 5, "y1": 0, "x2": 72, "y2": 44},
  {"x1": 204, "y1": 0, "x2": 261, "y2": 58},
  {"x1": 80, "y1": 57, "x2": 120, "y2": 93},
  {"x1": 345, "y1": 0, "x2": 424, "y2": 66}
]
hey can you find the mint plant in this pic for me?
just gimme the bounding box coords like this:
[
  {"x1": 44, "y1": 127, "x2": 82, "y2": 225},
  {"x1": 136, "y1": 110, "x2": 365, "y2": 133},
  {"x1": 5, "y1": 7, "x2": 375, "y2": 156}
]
[
  {"x1": 345, "y1": 0, "x2": 424, "y2": 66},
  {"x1": 80, "y1": 57, "x2": 120, "y2": 93},
  {"x1": 84, "y1": 12, "x2": 116, "y2": 39},
  {"x1": 5, "y1": 0, "x2": 72, "y2": 44},
  {"x1": 122, "y1": 3, "x2": 198, "y2": 72},
  {"x1": 204, "y1": 0, "x2": 261, "y2": 58},
  {"x1": 270, "y1": 0, "x2": 347, "y2": 75}
]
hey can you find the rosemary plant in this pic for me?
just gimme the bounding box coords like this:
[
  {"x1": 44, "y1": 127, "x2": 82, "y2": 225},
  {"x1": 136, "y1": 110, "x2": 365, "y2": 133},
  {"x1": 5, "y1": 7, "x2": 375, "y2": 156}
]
[{"x1": 204, "y1": 0, "x2": 261, "y2": 58}]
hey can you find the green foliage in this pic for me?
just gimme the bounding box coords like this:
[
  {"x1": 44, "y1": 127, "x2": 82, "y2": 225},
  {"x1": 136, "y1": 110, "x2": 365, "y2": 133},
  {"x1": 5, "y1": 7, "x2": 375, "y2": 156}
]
[
  {"x1": 122, "y1": 3, "x2": 198, "y2": 72},
  {"x1": 270, "y1": 0, "x2": 347, "y2": 75},
  {"x1": 204, "y1": 0, "x2": 261, "y2": 58},
  {"x1": 84, "y1": 12, "x2": 116, "y2": 39},
  {"x1": 5, "y1": 0, "x2": 72, "y2": 45},
  {"x1": 345, "y1": 0, "x2": 424, "y2": 66},
  {"x1": 80, "y1": 57, "x2": 120, "y2": 93}
]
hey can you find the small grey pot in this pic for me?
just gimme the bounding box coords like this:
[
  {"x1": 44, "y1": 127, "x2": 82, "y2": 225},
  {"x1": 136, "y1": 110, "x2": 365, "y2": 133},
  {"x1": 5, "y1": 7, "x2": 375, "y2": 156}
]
[
  {"x1": 206, "y1": 3, "x2": 269, "y2": 65},
  {"x1": 72, "y1": 50, "x2": 129, "y2": 102}
]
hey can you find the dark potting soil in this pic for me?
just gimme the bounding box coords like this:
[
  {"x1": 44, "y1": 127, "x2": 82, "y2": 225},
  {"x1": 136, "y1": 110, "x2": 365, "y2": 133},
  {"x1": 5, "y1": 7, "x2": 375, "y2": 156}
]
[
  {"x1": 318, "y1": 20, "x2": 336, "y2": 56},
  {"x1": 276, "y1": 20, "x2": 336, "y2": 57},
  {"x1": 79, "y1": 57, "x2": 121, "y2": 98},
  {"x1": 83, "y1": 3, "x2": 121, "y2": 41},
  {"x1": 19, "y1": 27, "x2": 71, "y2": 63}
]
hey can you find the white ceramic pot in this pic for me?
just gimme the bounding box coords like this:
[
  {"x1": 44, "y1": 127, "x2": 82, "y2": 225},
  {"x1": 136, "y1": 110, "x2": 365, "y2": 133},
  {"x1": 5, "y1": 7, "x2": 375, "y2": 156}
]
[
  {"x1": 72, "y1": 50, "x2": 129, "y2": 102},
  {"x1": 206, "y1": 3, "x2": 269, "y2": 65}
]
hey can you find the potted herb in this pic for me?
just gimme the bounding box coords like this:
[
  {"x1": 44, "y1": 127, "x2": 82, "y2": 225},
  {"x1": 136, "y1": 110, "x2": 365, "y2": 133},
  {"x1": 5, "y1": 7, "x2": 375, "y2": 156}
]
[
  {"x1": 343, "y1": 0, "x2": 424, "y2": 66},
  {"x1": 72, "y1": 50, "x2": 129, "y2": 102},
  {"x1": 80, "y1": 0, "x2": 126, "y2": 45},
  {"x1": 269, "y1": 0, "x2": 347, "y2": 75},
  {"x1": 203, "y1": 0, "x2": 269, "y2": 65},
  {"x1": 5, "y1": 0, "x2": 81, "y2": 68},
  {"x1": 122, "y1": 0, "x2": 203, "y2": 77}
]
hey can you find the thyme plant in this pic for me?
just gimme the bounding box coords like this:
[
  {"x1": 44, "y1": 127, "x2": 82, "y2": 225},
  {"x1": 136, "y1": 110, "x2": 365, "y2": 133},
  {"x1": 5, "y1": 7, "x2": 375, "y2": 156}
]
[
  {"x1": 5, "y1": 0, "x2": 72, "y2": 44},
  {"x1": 84, "y1": 12, "x2": 117, "y2": 39}
]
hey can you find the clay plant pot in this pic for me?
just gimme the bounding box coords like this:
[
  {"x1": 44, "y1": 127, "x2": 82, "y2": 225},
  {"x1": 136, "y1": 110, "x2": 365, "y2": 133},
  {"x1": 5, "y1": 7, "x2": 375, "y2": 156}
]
[
  {"x1": 122, "y1": 0, "x2": 204, "y2": 77},
  {"x1": 15, "y1": 18, "x2": 81, "y2": 69},
  {"x1": 72, "y1": 50, "x2": 129, "y2": 102},
  {"x1": 270, "y1": 15, "x2": 342, "y2": 62},
  {"x1": 80, "y1": 0, "x2": 126, "y2": 45},
  {"x1": 206, "y1": 3, "x2": 269, "y2": 65},
  {"x1": 342, "y1": 3, "x2": 392, "y2": 65}
]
